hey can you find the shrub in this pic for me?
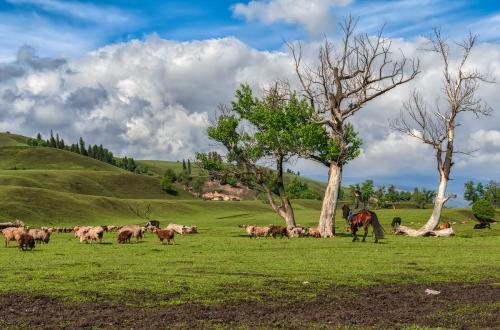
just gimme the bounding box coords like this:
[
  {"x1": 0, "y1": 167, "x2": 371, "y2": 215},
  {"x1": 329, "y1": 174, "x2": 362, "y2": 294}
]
[
  {"x1": 472, "y1": 199, "x2": 495, "y2": 222},
  {"x1": 161, "y1": 176, "x2": 173, "y2": 193},
  {"x1": 286, "y1": 178, "x2": 321, "y2": 200},
  {"x1": 163, "y1": 168, "x2": 177, "y2": 182}
]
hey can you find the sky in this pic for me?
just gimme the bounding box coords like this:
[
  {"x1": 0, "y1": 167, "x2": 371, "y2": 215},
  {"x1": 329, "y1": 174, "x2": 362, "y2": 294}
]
[{"x1": 0, "y1": 0, "x2": 499, "y2": 203}]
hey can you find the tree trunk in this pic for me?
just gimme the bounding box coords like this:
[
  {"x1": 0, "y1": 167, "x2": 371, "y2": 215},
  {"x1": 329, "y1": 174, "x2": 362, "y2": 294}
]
[
  {"x1": 395, "y1": 173, "x2": 449, "y2": 237},
  {"x1": 318, "y1": 162, "x2": 342, "y2": 237},
  {"x1": 265, "y1": 189, "x2": 296, "y2": 228},
  {"x1": 415, "y1": 173, "x2": 448, "y2": 235},
  {"x1": 394, "y1": 225, "x2": 455, "y2": 237}
]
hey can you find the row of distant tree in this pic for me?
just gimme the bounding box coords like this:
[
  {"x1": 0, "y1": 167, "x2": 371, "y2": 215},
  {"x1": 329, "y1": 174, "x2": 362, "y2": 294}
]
[
  {"x1": 26, "y1": 131, "x2": 141, "y2": 173},
  {"x1": 342, "y1": 180, "x2": 435, "y2": 209},
  {"x1": 464, "y1": 181, "x2": 499, "y2": 208}
]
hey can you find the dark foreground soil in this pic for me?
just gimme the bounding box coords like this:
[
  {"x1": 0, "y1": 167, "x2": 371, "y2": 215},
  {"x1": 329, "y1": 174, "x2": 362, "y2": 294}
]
[{"x1": 0, "y1": 282, "x2": 498, "y2": 329}]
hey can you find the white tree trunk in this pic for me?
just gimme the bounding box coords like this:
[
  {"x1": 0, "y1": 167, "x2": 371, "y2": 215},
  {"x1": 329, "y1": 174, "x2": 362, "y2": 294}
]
[
  {"x1": 416, "y1": 173, "x2": 448, "y2": 236},
  {"x1": 395, "y1": 173, "x2": 449, "y2": 237},
  {"x1": 318, "y1": 163, "x2": 342, "y2": 237}
]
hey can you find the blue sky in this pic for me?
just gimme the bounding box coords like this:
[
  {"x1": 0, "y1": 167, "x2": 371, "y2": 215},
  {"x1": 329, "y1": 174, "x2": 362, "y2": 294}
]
[{"x1": 0, "y1": 0, "x2": 499, "y2": 59}]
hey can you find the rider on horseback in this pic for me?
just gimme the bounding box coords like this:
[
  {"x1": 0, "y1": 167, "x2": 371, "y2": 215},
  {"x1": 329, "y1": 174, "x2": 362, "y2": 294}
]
[{"x1": 348, "y1": 190, "x2": 364, "y2": 225}]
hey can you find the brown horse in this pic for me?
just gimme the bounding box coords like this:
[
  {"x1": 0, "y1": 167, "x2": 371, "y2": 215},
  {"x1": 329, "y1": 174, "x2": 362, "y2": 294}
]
[{"x1": 342, "y1": 205, "x2": 385, "y2": 243}]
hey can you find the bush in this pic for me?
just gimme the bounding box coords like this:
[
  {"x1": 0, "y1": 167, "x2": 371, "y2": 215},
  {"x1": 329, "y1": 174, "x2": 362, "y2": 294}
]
[
  {"x1": 163, "y1": 169, "x2": 177, "y2": 182},
  {"x1": 472, "y1": 199, "x2": 495, "y2": 222},
  {"x1": 286, "y1": 178, "x2": 321, "y2": 200},
  {"x1": 161, "y1": 176, "x2": 173, "y2": 193}
]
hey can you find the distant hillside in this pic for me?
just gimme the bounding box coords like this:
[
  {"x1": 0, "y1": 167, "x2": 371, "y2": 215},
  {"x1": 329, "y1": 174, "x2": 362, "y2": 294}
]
[{"x1": 0, "y1": 132, "x2": 327, "y2": 225}]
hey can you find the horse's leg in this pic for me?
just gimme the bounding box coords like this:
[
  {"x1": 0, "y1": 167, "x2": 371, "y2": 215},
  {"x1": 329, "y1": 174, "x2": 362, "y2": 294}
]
[
  {"x1": 362, "y1": 222, "x2": 369, "y2": 242},
  {"x1": 351, "y1": 225, "x2": 358, "y2": 242}
]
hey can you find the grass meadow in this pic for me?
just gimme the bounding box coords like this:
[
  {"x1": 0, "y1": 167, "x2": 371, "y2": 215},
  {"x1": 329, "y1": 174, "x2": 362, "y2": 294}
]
[{"x1": 1, "y1": 203, "x2": 498, "y2": 306}]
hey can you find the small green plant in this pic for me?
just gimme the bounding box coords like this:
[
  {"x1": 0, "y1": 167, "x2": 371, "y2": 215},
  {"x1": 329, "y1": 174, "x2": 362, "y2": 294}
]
[{"x1": 472, "y1": 199, "x2": 495, "y2": 222}]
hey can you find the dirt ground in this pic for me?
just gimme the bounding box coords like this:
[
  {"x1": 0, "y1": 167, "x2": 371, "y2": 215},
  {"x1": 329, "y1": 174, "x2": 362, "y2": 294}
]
[{"x1": 0, "y1": 282, "x2": 498, "y2": 329}]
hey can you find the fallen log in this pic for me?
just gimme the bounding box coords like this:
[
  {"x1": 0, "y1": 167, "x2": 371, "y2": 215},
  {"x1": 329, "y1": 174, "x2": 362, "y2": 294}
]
[{"x1": 394, "y1": 225, "x2": 455, "y2": 237}]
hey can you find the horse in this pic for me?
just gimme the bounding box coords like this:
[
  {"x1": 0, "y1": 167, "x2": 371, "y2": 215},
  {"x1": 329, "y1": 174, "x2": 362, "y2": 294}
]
[{"x1": 342, "y1": 205, "x2": 385, "y2": 243}]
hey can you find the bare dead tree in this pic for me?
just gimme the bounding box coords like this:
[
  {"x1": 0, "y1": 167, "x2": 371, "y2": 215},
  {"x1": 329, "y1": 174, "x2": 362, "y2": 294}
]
[
  {"x1": 289, "y1": 16, "x2": 420, "y2": 237},
  {"x1": 391, "y1": 30, "x2": 493, "y2": 237},
  {"x1": 128, "y1": 203, "x2": 153, "y2": 220}
]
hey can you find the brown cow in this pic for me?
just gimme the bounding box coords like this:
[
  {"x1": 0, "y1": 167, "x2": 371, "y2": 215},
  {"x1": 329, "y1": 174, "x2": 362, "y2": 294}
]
[
  {"x1": 154, "y1": 228, "x2": 175, "y2": 245},
  {"x1": 308, "y1": 227, "x2": 321, "y2": 238},
  {"x1": 117, "y1": 230, "x2": 133, "y2": 244},
  {"x1": 17, "y1": 233, "x2": 35, "y2": 251},
  {"x1": 436, "y1": 222, "x2": 451, "y2": 230},
  {"x1": 268, "y1": 225, "x2": 289, "y2": 239}
]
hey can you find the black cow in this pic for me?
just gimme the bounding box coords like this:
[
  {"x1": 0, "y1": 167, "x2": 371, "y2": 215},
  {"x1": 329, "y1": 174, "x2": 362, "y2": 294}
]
[{"x1": 145, "y1": 220, "x2": 160, "y2": 232}]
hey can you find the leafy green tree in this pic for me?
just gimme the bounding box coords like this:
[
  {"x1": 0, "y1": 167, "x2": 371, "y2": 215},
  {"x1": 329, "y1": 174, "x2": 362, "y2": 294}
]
[
  {"x1": 187, "y1": 159, "x2": 192, "y2": 174},
  {"x1": 182, "y1": 160, "x2": 187, "y2": 172},
  {"x1": 472, "y1": 199, "x2": 495, "y2": 222},
  {"x1": 199, "y1": 84, "x2": 329, "y2": 227},
  {"x1": 464, "y1": 180, "x2": 479, "y2": 204},
  {"x1": 286, "y1": 178, "x2": 320, "y2": 200},
  {"x1": 360, "y1": 180, "x2": 374, "y2": 204},
  {"x1": 484, "y1": 181, "x2": 499, "y2": 208},
  {"x1": 386, "y1": 185, "x2": 398, "y2": 208},
  {"x1": 412, "y1": 188, "x2": 435, "y2": 209}
]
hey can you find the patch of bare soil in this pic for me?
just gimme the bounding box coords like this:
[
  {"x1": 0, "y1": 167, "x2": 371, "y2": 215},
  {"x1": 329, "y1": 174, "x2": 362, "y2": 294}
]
[{"x1": 0, "y1": 282, "x2": 498, "y2": 329}]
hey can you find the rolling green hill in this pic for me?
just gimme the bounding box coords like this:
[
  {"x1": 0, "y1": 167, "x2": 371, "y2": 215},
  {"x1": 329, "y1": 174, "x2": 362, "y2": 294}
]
[{"x1": 0, "y1": 132, "x2": 200, "y2": 224}]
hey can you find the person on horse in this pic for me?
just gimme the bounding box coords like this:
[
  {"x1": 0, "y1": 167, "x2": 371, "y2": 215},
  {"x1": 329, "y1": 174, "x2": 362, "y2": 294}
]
[{"x1": 348, "y1": 190, "x2": 364, "y2": 225}]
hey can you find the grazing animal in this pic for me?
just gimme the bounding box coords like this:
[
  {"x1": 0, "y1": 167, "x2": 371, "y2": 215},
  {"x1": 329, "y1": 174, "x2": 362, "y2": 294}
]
[
  {"x1": 391, "y1": 217, "x2": 402, "y2": 230},
  {"x1": 74, "y1": 226, "x2": 91, "y2": 239},
  {"x1": 154, "y1": 228, "x2": 175, "y2": 245},
  {"x1": 82, "y1": 226, "x2": 104, "y2": 243},
  {"x1": 28, "y1": 228, "x2": 51, "y2": 244},
  {"x1": 17, "y1": 233, "x2": 35, "y2": 251},
  {"x1": 119, "y1": 225, "x2": 145, "y2": 241},
  {"x1": 238, "y1": 225, "x2": 270, "y2": 238},
  {"x1": 268, "y1": 225, "x2": 288, "y2": 239},
  {"x1": 239, "y1": 224, "x2": 256, "y2": 238},
  {"x1": 182, "y1": 226, "x2": 198, "y2": 234},
  {"x1": 117, "y1": 230, "x2": 133, "y2": 244},
  {"x1": 307, "y1": 227, "x2": 321, "y2": 238},
  {"x1": 145, "y1": 220, "x2": 160, "y2": 232},
  {"x1": 474, "y1": 222, "x2": 490, "y2": 229},
  {"x1": 342, "y1": 205, "x2": 385, "y2": 243},
  {"x1": 288, "y1": 227, "x2": 306, "y2": 238},
  {"x1": 253, "y1": 226, "x2": 271, "y2": 238},
  {"x1": 166, "y1": 223, "x2": 198, "y2": 235},
  {"x1": 436, "y1": 222, "x2": 451, "y2": 230},
  {"x1": 2, "y1": 227, "x2": 26, "y2": 247}
]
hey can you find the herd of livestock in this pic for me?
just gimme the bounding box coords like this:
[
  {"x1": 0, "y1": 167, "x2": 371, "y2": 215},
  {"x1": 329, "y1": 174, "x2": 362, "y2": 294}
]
[
  {"x1": 1, "y1": 217, "x2": 330, "y2": 251},
  {"x1": 1, "y1": 219, "x2": 198, "y2": 251},
  {"x1": 2, "y1": 216, "x2": 490, "y2": 251}
]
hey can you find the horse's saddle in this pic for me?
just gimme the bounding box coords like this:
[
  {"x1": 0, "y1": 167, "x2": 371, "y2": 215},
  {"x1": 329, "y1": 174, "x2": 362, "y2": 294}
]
[
  {"x1": 352, "y1": 213, "x2": 363, "y2": 226},
  {"x1": 352, "y1": 211, "x2": 369, "y2": 226}
]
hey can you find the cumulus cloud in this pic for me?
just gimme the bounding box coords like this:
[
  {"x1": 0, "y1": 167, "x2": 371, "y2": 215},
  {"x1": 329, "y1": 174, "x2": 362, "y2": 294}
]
[
  {"x1": 0, "y1": 37, "x2": 294, "y2": 159},
  {"x1": 0, "y1": 34, "x2": 498, "y2": 182},
  {"x1": 232, "y1": 0, "x2": 352, "y2": 35}
]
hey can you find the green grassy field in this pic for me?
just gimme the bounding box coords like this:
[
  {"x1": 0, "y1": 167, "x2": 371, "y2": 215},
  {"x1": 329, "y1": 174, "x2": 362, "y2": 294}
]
[
  {"x1": 0, "y1": 203, "x2": 499, "y2": 304},
  {"x1": 0, "y1": 132, "x2": 499, "y2": 328}
]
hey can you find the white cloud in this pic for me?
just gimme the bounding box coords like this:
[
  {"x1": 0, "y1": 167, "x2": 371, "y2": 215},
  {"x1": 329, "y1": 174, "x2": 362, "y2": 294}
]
[
  {"x1": 0, "y1": 34, "x2": 498, "y2": 182},
  {"x1": 232, "y1": 0, "x2": 352, "y2": 35},
  {"x1": 0, "y1": 37, "x2": 294, "y2": 160}
]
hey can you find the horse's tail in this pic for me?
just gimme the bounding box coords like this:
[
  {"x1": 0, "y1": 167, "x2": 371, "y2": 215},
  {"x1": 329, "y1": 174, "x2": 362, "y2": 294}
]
[{"x1": 371, "y1": 212, "x2": 385, "y2": 240}]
